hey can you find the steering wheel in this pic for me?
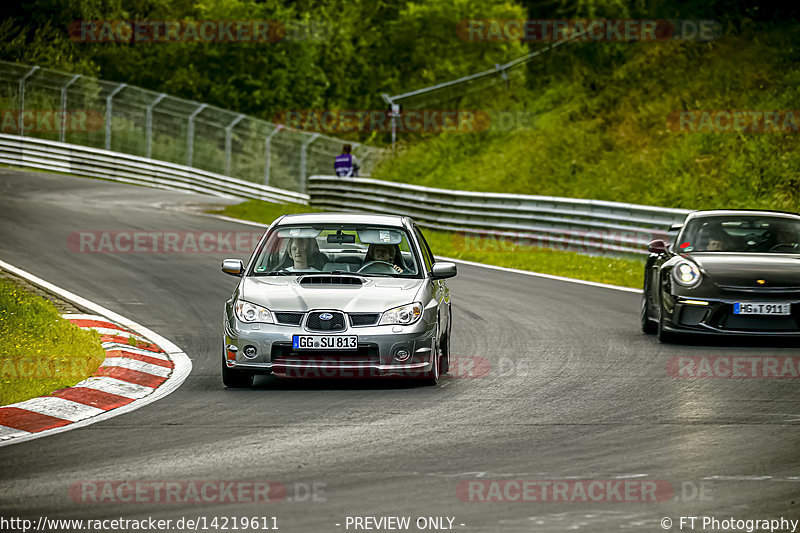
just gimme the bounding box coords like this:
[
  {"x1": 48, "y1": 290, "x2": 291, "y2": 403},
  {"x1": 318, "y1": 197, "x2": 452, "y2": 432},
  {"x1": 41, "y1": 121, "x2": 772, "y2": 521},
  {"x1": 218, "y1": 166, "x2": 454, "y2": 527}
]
[
  {"x1": 357, "y1": 261, "x2": 401, "y2": 274},
  {"x1": 769, "y1": 243, "x2": 798, "y2": 252}
]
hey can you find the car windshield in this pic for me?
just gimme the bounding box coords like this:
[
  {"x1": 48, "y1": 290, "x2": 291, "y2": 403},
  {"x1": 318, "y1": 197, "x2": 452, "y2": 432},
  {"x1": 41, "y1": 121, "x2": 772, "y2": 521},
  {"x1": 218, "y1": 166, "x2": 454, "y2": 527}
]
[
  {"x1": 250, "y1": 224, "x2": 421, "y2": 277},
  {"x1": 678, "y1": 215, "x2": 800, "y2": 253}
]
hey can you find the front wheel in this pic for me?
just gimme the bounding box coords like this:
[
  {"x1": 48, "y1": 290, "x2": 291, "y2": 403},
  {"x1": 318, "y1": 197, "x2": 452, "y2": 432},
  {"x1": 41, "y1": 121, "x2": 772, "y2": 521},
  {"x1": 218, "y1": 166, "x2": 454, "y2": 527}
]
[
  {"x1": 420, "y1": 327, "x2": 441, "y2": 386},
  {"x1": 222, "y1": 354, "x2": 255, "y2": 388},
  {"x1": 641, "y1": 294, "x2": 657, "y2": 334},
  {"x1": 657, "y1": 308, "x2": 677, "y2": 344}
]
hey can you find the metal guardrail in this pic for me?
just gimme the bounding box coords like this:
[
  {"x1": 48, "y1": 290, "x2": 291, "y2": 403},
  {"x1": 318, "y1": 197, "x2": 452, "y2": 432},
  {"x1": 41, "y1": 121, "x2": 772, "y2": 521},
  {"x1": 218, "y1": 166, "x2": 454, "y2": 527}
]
[
  {"x1": 309, "y1": 176, "x2": 692, "y2": 256},
  {"x1": 0, "y1": 134, "x2": 308, "y2": 204},
  {"x1": 0, "y1": 133, "x2": 692, "y2": 256}
]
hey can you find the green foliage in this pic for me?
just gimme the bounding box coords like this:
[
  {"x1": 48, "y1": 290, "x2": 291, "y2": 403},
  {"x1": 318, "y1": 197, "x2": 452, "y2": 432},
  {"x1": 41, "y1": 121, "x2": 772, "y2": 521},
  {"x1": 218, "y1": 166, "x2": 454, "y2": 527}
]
[
  {"x1": 373, "y1": 26, "x2": 800, "y2": 212},
  {"x1": 0, "y1": 279, "x2": 106, "y2": 406}
]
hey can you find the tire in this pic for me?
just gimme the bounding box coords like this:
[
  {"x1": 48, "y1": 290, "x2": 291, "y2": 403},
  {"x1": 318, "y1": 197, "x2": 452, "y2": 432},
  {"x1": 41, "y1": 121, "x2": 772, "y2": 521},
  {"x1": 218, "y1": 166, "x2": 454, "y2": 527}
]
[
  {"x1": 222, "y1": 353, "x2": 255, "y2": 388},
  {"x1": 420, "y1": 325, "x2": 441, "y2": 386},
  {"x1": 657, "y1": 308, "x2": 677, "y2": 344},
  {"x1": 440, "y1": 313, "x2": 451, "y2": 375},
  {"x1": 641, "y1": 294, "x2": 657, "y2": 334}
]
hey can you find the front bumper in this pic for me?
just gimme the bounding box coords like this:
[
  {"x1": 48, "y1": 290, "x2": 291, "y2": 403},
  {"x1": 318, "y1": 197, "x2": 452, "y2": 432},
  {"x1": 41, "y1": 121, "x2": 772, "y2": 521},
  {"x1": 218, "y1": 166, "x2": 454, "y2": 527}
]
[
  {"x1": 223, "y1": 315, "x2": 436, "y2": 376},
  {"x1": 662, "y1": 295, "x2": 800, "y2": 336}
]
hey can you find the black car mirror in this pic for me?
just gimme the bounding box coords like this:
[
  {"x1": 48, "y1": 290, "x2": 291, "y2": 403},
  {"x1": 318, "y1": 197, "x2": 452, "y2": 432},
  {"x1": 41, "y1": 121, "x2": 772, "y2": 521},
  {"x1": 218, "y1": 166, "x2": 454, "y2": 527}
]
[{"x1": 647, "y1": 239, "x2": 668, "y2": 254}]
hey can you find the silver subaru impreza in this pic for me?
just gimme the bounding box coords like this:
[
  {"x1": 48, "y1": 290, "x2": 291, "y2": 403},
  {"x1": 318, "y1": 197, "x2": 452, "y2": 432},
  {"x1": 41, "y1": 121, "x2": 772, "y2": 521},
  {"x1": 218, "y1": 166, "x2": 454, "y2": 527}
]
[{"x1": 220, "y1": 213, "x2": 456, "y2": 387}]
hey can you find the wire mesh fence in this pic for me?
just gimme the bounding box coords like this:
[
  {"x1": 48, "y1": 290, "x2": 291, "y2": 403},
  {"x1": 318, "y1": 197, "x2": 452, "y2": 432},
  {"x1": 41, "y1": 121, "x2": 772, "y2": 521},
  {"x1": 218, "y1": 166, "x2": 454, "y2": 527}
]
[{"x1": 0, "y1": 61, "x2": 385, "y2": 193}]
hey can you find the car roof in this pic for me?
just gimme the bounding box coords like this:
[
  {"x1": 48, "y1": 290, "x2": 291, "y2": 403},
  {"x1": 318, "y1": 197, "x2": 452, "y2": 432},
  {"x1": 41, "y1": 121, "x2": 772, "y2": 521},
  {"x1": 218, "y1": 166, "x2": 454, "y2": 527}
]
[
  {"x1": 275, "y1": 212, "x2": 410, "y2": 227},
  {"x1": 686, "y1": 209, "x2": 800, "y2": 221}
]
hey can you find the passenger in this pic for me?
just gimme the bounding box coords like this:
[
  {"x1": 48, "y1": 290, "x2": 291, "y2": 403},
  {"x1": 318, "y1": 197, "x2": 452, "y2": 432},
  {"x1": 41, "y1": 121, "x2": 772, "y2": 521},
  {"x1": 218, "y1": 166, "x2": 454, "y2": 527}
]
[
  {"x1": 364, "y1": 243, "x2": 404, "y2": 273},
  {"x1": 280, "y1": 238, "x2": 326, "y2": 271}
]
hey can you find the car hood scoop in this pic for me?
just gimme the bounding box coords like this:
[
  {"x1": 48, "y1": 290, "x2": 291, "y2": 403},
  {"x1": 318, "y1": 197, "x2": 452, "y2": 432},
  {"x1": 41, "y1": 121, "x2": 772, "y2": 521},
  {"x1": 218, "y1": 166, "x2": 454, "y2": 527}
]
[{"x1": 298, "y1": 275, "x2": 363, "y2": 286}]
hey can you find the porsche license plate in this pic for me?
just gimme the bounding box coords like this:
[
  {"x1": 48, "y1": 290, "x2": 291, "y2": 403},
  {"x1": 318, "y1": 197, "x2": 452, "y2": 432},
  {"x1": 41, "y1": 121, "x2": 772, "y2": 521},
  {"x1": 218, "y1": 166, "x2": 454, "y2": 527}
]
[
  {"x1": 292, "y1": 335, "x2": 358, "y2": 350},
  {"x1": 733, "y1": 302, "x2": 791, "y2": 315}
]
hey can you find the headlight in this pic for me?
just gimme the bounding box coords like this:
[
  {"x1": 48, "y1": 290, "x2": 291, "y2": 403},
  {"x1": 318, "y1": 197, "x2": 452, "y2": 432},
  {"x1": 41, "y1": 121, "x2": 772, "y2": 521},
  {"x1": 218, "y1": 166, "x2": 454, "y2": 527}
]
[
  {"x1": 234, "y1": 300, "x2": 274, "y2": 323},
  {"x1": 380, "y1": 302, "x2": 423, "y2": 325},
  {"x1": 672, "y1": 261, "x2": 702, "y2": 287}
]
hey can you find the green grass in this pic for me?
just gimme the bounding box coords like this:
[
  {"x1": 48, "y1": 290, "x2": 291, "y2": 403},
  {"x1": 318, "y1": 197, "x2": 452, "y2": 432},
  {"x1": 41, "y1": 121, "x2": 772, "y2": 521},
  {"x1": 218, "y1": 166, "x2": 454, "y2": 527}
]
[
  {"x1": 0, "y1": 279, "x2": 106, "y2": 406},
  {"x1": 371, "y1": 27, "x2": 800, "y2": 214},
  {"x1": 219, "y1": 200, "x2": 645, "y2": 288}
]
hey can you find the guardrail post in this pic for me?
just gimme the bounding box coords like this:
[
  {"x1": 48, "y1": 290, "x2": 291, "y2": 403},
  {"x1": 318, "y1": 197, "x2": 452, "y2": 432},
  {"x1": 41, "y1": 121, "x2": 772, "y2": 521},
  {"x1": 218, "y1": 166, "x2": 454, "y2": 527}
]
[
  {"x1": 264, "y1": 125, "x2": 284, "y2": 186},
  {"x1": 18, "y1": 66, "x2": 40, "y2": 137},
  {"x1": 145, "y1": 93, "x2": 167, "y2": 159},
  {"x1": 186, "y1": 103, "x2": 208, "y2": 167},
  {"x1": 224, "y1": 114, "x2": 245, "y2": 176},
  {"x1": 59, "y1": 74, "x2": 81, "y2": 142},
  {"x1": 105, "y1": 83, "x2": 127, "y2": 150},
  {"x1": 299, "y1": 133, "x2": 321, "y2": 194}
]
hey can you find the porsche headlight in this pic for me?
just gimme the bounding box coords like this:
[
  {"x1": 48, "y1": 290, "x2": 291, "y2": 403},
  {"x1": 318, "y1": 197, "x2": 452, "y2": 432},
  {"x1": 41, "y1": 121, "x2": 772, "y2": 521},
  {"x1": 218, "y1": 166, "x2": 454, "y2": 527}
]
[
  {"x1": 234, "y1": 300, "x2": 274, "y2": 323},
  {"x1": 672, "y1": 261, "x2": 702, "y2": 287},
  {"x1": 380, "y1": 302, "x2": 423, "y2": 325}
]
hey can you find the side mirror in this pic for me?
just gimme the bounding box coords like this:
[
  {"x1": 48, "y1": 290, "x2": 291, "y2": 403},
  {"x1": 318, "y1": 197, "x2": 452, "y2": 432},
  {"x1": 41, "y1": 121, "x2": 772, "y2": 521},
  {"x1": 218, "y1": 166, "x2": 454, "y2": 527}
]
[
  {"x1": 431, "y1": 262, "x2": 457, "y2": 280},
  {"x1": 221, "y1": 259, "x2": 244, "y2": 277},
  {"x1": 647, "y1": 239, "x2": 668, "y2": 254}
]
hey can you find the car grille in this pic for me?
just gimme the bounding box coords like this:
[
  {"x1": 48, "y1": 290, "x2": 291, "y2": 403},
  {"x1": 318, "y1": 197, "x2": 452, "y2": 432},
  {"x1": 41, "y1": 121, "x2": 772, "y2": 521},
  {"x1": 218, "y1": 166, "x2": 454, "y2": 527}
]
[
  {"x1": 306, "y1": 311, "x2": 346, "y2": 332},
  {"x1": 271, "y1": 343, "x2": 379, "y2": 365},
  {"x1": 709, "y1": 304, "x2": 800, "y2": 332},
  {"x1": 349, "y1": 313, "x2": 380, "y2": 327},
  {"x1": 274, "y1": 312, "x2": 304, "y2": 326}
]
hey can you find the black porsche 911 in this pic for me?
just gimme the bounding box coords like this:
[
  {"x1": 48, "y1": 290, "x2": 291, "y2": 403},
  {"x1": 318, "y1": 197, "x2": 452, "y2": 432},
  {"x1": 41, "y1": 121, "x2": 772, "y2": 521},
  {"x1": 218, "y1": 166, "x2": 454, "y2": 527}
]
[{"x1": 641, "y1": 210, "x2": 800, "y2": 342}]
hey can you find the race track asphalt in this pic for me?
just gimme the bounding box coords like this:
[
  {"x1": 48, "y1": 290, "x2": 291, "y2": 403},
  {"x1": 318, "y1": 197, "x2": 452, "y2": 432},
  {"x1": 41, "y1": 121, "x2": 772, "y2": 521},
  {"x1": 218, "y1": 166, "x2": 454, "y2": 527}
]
[{"x1": 0, "y1": 168, "x2": 798, "y2": 532}]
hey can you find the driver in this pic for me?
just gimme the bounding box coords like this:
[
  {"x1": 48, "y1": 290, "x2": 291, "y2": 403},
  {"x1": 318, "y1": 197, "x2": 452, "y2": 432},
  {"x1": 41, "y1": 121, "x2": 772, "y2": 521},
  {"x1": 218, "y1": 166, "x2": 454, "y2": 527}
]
[
  {"x1": 772, "y1": 224, "x2": 800, "y2": 250},
  {"x1": 364, "y1": 243, "x2": 404, "y2": 273}
]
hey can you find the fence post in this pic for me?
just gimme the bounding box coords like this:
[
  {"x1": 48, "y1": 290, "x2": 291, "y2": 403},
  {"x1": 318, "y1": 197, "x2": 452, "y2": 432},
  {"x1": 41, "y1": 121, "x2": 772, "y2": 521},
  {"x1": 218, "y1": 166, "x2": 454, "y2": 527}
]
[
  {"x1": 105, "y1": 83, "x2": 126, "y2": 150},
  {"x1": 264, "y1": 125, "x2": 284, "y2": 186},
  {"x1": 18, "y1": 66, "x2": 40, "y2": 137},
  {"x1": 224, "y1": 113, "x2": 245, "y2": 176},
  {"x1": 299, "y1": 133, "x2": 320, "y2": 194},
  {"x1": 186, "y1": 103, "x2": 208, "y2": 167},
  {"x1": 59, "y1": 74, "x2": 81, "y2": 143},
  {"x1": 145, "y1": 93, "x2": 167, "y2": 159}
]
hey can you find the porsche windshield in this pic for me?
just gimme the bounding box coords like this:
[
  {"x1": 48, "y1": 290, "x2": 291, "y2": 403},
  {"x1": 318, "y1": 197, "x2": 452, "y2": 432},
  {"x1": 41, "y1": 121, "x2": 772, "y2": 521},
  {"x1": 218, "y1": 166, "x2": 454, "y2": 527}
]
[
  {"x1": 250, "y1": 225, "x2": 421, "y2": 277},
  {"x1": 679, "y1": 216, "x2": 800, "y2": 253}
]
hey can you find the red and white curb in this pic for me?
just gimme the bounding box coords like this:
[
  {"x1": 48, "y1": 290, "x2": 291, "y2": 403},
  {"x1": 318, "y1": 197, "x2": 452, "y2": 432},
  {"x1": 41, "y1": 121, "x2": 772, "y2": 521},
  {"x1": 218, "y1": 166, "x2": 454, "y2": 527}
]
[{"x1": 0, "y1": 259, "x2": 192, "y2": 447}]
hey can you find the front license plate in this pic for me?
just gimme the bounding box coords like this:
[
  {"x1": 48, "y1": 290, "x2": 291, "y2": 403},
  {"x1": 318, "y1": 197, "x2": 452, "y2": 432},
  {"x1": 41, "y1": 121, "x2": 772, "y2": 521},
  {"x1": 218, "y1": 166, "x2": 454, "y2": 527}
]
[
  {"x1": 292, "y1": 335, "x2": 358, "y2": 350},
  {"x1": 733, "y1": 302, "x2": 791, "y2": 315}
]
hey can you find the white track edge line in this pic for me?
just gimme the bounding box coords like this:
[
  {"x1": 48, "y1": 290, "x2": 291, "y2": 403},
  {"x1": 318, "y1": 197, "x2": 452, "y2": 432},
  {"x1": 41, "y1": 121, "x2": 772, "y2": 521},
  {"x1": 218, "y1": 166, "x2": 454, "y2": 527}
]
[
  {"x1": 0, "y1": 259, "x2": 193, "y2": 447},
  {"x1": 206, "y1": 213, "x2": 643, "y2": 294}
]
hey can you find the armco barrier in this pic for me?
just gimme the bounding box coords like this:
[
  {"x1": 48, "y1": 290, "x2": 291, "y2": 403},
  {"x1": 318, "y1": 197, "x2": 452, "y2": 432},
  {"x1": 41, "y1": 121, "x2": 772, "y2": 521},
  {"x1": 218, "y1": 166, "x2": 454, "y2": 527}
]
[
  {"x1": 308, "y1": 176, "x2": 692, "y2": 256},
  {"x1": 0, "y1": 134, "x2": 692, "y2": 256},
  {"x1": 0, "y1": 134, "x2": 308, "y2": 204}
]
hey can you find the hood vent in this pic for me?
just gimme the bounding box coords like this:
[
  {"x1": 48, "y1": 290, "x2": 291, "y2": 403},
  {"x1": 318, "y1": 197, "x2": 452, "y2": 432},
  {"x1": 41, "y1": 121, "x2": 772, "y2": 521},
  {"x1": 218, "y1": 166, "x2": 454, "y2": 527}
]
[{"x1": 299, "y1": 275, "x2": 363, "y2": 286}]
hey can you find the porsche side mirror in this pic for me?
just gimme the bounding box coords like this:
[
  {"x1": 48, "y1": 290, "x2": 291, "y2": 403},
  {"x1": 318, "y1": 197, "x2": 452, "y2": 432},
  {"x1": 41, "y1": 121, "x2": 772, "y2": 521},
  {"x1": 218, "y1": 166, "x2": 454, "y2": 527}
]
[
  {"x1": 647, "y1": 239, "x2": 668, "y2": 254},
  {"x1": 221, "y1": 259, "x2": 244, "y2": 276}
]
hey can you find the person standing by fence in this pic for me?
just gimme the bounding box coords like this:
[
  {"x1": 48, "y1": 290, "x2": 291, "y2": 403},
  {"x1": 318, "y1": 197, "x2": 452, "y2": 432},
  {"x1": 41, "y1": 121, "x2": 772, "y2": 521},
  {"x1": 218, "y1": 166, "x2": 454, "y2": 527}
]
[{"x1": 334, "y1": 144, "x2": 360, "y2": 177}]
